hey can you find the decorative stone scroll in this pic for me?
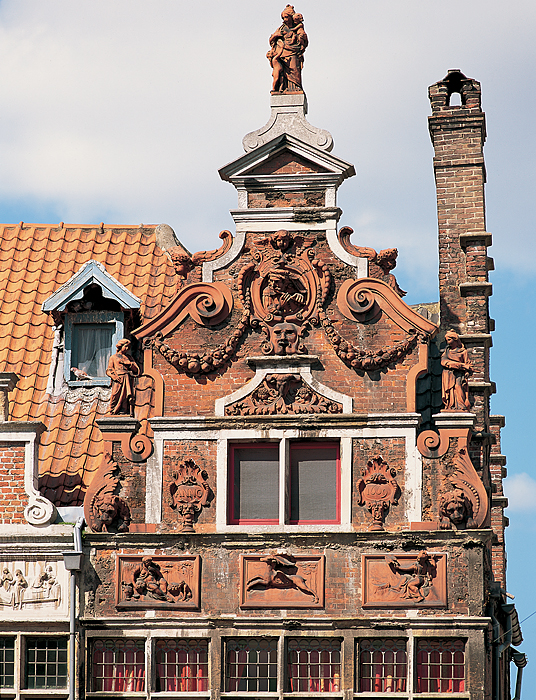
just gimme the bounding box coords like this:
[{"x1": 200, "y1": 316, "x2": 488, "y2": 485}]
[
  {"x1": 168, "y1": 231, "x2": 234, "y2": 280},
  {"x1": 440, "y1": 447, "x2": 488, "y2": 529},
  {"x1": 362, "y1": 551, "x2": 446, "y2": 608},
  {"x1": 83, "y1": 452, "x2": 131, "y2": 533},
  {"x1": 169, "y1": 459, "x2": 214, "y2": 532},
  {"x1": 357, "y1": 457, "x2": 401, "y2": 531},
  {"x1": 241, "y1": 554, "x2": 324, "y2": 609},
  {"x1": 0, "y1": 559, "x2": 68, "y2": 619},
  {"x1": 116, "y1": 555, "x2": 200, "y2": 610},
  {"x1": 225, "y1": 373, "x2": 342, "y2": 416}
]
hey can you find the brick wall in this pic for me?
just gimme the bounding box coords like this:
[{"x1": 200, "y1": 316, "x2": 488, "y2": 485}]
[{"x1": 0, "y1": 442, "x2": 26, "y2": 524}]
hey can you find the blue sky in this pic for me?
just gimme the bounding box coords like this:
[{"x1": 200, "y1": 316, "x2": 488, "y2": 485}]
[{"x1": 0, "y1": 0, "x2": 535, "y2": 689}]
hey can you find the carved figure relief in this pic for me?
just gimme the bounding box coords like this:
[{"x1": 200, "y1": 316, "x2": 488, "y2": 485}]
[
  {"x1": 439, "y1": 447, "x2": 488, "y2": 529},
  {"x1": 357, "y1": 457, "x2": 401, "y2": 531},
  {"x1": 106, "y1": 339, "x2": 140, "y2": 416},
  {"x1": 0, "y1": 561, "x2": 65, "y2": 617},
  {"x1": 241, "y1": 554, "x2": 324, "y2": 608},
  {"x1": 117, "y1": 555, "x2": 200, "y2": 610},
  {"x1": 441, "y1": 330, "x2": 473, "y2": 411},
  {"x1": 84, "y1": 452, "x2": 131, "y2": 533},
  {"x1": 168, "y1": 231, "x2": 234, "y2": 281},
  {"x1": 362, "y1": 552, "x2": 446, "y2": 608},
  {"x1": 225, "y1": 373, "x2": 342, "y2": 416},
  {"x1": 338, "y1": 227, "x2": 406, "y2": 296},
  {"x1": 169, "y1": 459, "x2": 214, "y2": 532},
  {"x1": 268, "y1": 6, "x2": 308, "y2": 94}
]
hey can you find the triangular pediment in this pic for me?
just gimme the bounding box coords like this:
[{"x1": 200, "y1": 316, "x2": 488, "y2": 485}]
[
  {"x1": 219, "y1": 133, "x2": 355, "y2": 183},
  {"x1": 42, "y1": 259, "x2": 141, "y2": 312}
]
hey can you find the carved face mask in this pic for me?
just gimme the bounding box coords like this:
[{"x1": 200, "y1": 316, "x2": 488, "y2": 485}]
[{"x1": 270, "y1": 322, "x2": 299, "y2": 355}]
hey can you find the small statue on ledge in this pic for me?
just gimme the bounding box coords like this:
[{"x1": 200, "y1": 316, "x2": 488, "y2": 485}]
[
  {"x1": 268, "y1": 5, "x2": 308, "y2": 94},
  {"x1": 441, "y1": 330, "x2": 472, "y2": 411},
  {"x1": 106, "y1": 339, "x2": 140, "y2": 416}
]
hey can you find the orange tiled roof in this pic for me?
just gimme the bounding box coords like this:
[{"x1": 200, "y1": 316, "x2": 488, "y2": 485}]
[{"x1": 0, "y1": 223, "x2": 177, "y2": 506}]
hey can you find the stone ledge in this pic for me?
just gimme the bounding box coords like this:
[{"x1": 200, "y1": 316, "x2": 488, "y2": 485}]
[
  {"x1": 468, "y1": 381, "x2": 496, "y2": 394},
  {"x1": 459, "y1": 281, "x2": 493, "y2": 297},
  {"x1": 458, "y1": 333, "x2": 493, "y2": 347},
  {"x1": 459, "y1": 230, "x2": 492, "y2": 247}
]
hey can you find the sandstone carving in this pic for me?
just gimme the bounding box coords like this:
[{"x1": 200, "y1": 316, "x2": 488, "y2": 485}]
[
  {"x1": 263, "y1": 321, "x2": 305, "y2": 356},
  {"x1": 441, "y1": 330, "x2": 473, "y2": 411},
  {"x1": 442, "y1": 447, "x2": 488, "y2": 528},
  {"x1": 357, "y1": 457, "x2": 401, "y2": 531},
  {"x1": 362, "y1": 551, "x2": 446, "y2": 608},
  {"x1": 169, "y1": 459, "x2": 213, "y2": 532},
  {"x1": 84, "y1": 452, "x2": 131, "y2": 533},
  {"x1": 338, "y1": 226, "x2": 406, "y2": 296},
  {"x1": 0, "y1": 562, "x2": 62, "y2": 611},
  {"x1": 168, "y1": 231, "x2": 234, "y2": 280},
  {"x1": 225, "y1": 373, "x2": 342, "y2": 416},
  {"x1": 241, "y1": 554, "x2": 324, "y2": 609},
  {"x1": 106, "y1": 339, "x2": 140, "y2": 416},
  {"x1": 117, "y1": 555, "x2": 200, "y2": 610},
  {"x1": 268, "y1": 6, "x2": 308, "y2": 94},
  {"x1": 439, "y1": 488, "x2": 476, "y2": 530}
]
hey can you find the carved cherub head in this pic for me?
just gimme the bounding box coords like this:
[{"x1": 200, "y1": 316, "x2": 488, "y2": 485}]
[{"x1": 439, "y1": 488, "x2": 475, "y2": 530}]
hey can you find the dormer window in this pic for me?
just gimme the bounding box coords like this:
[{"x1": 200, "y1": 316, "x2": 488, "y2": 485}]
[{"x1": 42, "y1": 260, "x2": 141, "y2": 388}]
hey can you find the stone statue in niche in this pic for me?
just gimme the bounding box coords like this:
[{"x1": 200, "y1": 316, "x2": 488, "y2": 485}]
[
  {"x1": 169, "y1": 459, "x2": 213, "y2": 532},
  {"x1": 241, "y1": 554, "x2": 324, "y2": 609},
  {"x1": 84, "y1": 452, "x2": 131, "y2": 533},
  {"x1": 106, "y1": 339, "x2": 140, "y2": 416},
  {"x1": 441, "y1": 330, "x2": 472, "y2": 411},
  {"x1": 357, "y1": 457, "x2": 401, "y2": 531},
  {"x1": 117, "y1": 555, "x2": 200, "y2": 610},
  {"x1": 268, "y1": 5, "x2": 308, "y2": 94},
  {"x1": 439, "y1": 488, "x2": 476, "y2": 530},
  {"x1": 362, "y1": 551, "x2": 446, "y2": 608}
]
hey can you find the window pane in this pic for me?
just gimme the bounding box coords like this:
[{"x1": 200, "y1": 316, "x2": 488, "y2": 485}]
[
  {"x1": 226, "y1": 638, "x2": 278, "y2": 692},
  {"x1": 358, "y1": 638, "x2": 407, "y2": 692},
  {"x1": 155, "y1": 639, "x2": 208, "y2": 692},
  {"x1": 290, "y1": 445, "x2": 339, "y2": 522},
  {"x1": 416, "y1": 638, "x2": 465, "y2": 693},
  {"x1": 0, "y1": 637, "x2": 15, "y2": 688},
  {"x1": 25, "y1": 638, "x2": 68, "y2": 689},
  {"x1": 91, "y1": 638, "x2": 145, "y2": 692},
  {"x1": 231, "y1": 446, "x2": 279, "y2": 522},
  {"x1": 73, "y1": 324, "x2": 114, "y2": 377},
  {"x1": 287, "y1": 638, "x2": 341, "y2": 692}
]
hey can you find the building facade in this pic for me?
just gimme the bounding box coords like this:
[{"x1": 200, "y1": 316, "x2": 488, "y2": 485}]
[{"x1": 0, "y1": 12, "x2": 527, "y2": 700}]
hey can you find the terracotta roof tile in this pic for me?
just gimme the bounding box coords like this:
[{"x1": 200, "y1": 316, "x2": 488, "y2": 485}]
[{"x1": 0, "y1": 223, "x2": 177, "y2": 507}]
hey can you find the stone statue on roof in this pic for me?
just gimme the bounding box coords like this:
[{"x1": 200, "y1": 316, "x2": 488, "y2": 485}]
[
  {"x1": 106, "y1": 339, "x2": 140, "y2": 416},
  {"x1": 267, "y1": 5, "x2": 308, "y2": 94}
]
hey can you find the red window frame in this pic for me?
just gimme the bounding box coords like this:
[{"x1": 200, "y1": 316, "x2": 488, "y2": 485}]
[
  {"x1": 228, "y1": 443, "x2": 280, "y2": 525},
  {"x1": 288, "y1": 442, "x2": 341, "y2": 525}
]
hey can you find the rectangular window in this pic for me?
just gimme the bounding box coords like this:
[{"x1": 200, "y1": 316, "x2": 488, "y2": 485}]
[
  {"x1": 358, "y1": 638, "x2": 407, "y2": 693},
  {"x1": 0, "y1": 637, "x2": 15, "y2": 688},
  {"x1": 155, "y1": 639, "x2": 209, "y2": 692},
  {"x1": 91, "y1": 638, "x2": 145, "y2": 692},
  {"x1": 225, "y1": 638, "x2": 278, "y2": 692},
  {"x1": 229, "y1": 444, "x2": 280, "y2": 524},
  {"x1": 229, "y1": 442, "x2": 340, "y2": 525},
  {"x1": 287, "y1": 638, "x2": 341, "y2": 692},
  {"x1": 415, "y1": 639, "x2": 465, "y2": 693},
  {"x1": 25, "y1": 637, "x2": 68, "y2": 689},
  {"x1": 72, "y1": 323, "x2": 115, "y2": 378},
  {"x1": 289, "y1": 444, "x2": 340, "y2": 523}
]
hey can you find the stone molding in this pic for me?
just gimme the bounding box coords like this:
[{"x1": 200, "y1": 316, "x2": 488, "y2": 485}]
[{"x1": 229, "y1": 207, "x2": 342, "y2": 233}]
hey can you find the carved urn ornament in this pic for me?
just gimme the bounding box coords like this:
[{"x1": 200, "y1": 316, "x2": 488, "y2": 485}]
[
  {"x1": 169, "y1": 459, "x2": 214, "y2": 532},
  {"x1": 357, "y1": 457, "x2": 401, "y2": 531}
]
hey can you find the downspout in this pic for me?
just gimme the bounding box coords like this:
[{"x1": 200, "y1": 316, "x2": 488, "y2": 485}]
[
  {"x1": 63, "y1": 517, "x2": 84, "y2": 700},
  {"x1": 511, "y1": 651, "x2": 527, "y2": 700},
  {"x1": 490, "y1": 609, "x2": 501, "y2": 700}
]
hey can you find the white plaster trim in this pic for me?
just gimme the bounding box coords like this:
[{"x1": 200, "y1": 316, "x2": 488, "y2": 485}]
[
  {"x1": 229, "y1": 207, "x2": 342, "y2": 233},
  {"x1": 145, "y1": 438, "x2": 163, "y2": 524},
  {"x1": 214, "y1": 361, "x2": 352, "y2": 416},
  {"x1": 326, "y1": 229, "x2": 368, "y2": 277},
  {"x1": 201, "y1": 231, "x2": 246, "y2": 283},
  {"x1": 0, "y1": 425, "x2": 56, "y2": 527}
]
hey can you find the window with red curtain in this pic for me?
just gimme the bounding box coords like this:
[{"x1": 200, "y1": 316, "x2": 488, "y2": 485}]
[
  {"x1": 155, "y1": 639, "x2": 209, "y2": 692},
  {"x1": 358, "y1": 638, "x2": 407, "y2": 693},
  {"x1": 287, "y1": 638, "x2": 341, "y2": 692},
  {"x1": 91, "y1": 639, "x2": 145, "y2": 692},
  {"x1": 226, "y1": 638, "x2": 278, "y2": 692},
  {"x1": 415, "y1": 638, "x2": 465, "y2": 693}
]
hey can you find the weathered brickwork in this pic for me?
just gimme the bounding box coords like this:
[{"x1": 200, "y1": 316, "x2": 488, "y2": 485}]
[{"x1": 0, "y1": 442, "x2": 25, "y2": 524}]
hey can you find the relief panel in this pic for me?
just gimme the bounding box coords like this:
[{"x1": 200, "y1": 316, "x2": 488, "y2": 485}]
[
  {"x1": 362, "y1": 551, "x2": 447, "y2": 608},
  {"x1": 0, "y1": 559, "x2": 67, "y2": 619},
  {"x1": 240, "y1": 554, "x2": 324, "y2": 609},
  {"x1": 116, "y1": 555, "x2": 200, "y2": 610}
]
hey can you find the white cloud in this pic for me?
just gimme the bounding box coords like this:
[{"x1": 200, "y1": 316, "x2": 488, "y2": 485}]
[{"x1": 504, "y1": 473, "x2": 536, "y2": 512}]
